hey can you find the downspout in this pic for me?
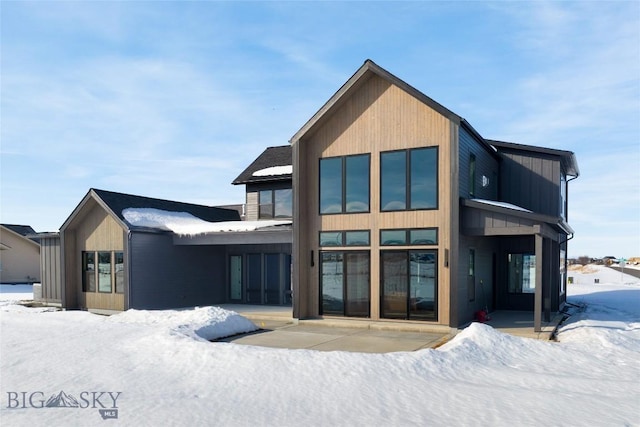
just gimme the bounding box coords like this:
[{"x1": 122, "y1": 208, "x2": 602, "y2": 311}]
[
  {"x1": 565, "y1": 174, "x2": 578, "y2": 223},
  {"x1": 561, "y1": 174, "x2": 578, "y2": 306},
  {"x1": 126, "y1": 230, "x2": 132, "y2": 311}
]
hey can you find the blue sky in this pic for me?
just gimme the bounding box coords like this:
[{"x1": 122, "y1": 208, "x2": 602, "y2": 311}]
[{"x1": 1, "y1": 1, "x2": 638, "y2": 258}]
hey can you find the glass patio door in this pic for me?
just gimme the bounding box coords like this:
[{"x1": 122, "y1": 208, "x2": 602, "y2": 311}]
[
  {"x1": 381, "y1": 250, "x2": 437, "y2": 320},
  {"x1": 320, "y1": 251, "x2": 370, "y2": 317}
]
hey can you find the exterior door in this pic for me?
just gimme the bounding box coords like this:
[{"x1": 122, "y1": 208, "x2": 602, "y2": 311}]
[
  {"x1": 320, "y1": 251, "x2": 370, "y2": 317},
  {"x1": 381, "y1": 250, "x2": 437, "y2": 320},
  {"x1": 230, "y1": 253, "x2": 291, "y2": 305}
]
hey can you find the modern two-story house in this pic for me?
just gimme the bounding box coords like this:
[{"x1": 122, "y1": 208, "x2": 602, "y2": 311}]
[
  {"x1": 290, "y1": 60, "x2": 578, "y2": 332},
  {"x1": 37, "y1": 59, "x2": 577, "y2": 333}
]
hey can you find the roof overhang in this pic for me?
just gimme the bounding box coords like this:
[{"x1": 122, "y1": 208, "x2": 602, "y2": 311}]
[
  {"x1": 488, "y1": 139, "x2": 580, "y2": 177},
  {"x1": 461, "y1": 199, "x2": 574, "y2": 240},
  {"x1": 173, "y1": 227, "x2": 292, "y2": 246}
]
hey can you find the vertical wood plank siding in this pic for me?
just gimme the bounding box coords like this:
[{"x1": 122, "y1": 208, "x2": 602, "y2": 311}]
[
  {"x1": 246, "y1": 191, "x2": 259, "y2": 221},
  {"x1": 64, "y1": 200, "x2": 126, "y2": 311},
  {"x1": 294, "y1": 74, "x2": 453, "y2": 324}
]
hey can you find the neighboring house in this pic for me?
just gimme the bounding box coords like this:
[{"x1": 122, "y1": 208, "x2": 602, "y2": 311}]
[
  {"x1": 56, "y1": 188, "x2": 292, "y2": 313},
  {"x1": 290, "y1": 60, "x2": 579, "y2": 332},
  {"x1": 0, "y1": 224, "x2": 41, "y2": 284}
]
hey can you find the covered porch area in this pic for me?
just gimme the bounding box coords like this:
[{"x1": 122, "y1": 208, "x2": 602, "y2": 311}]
[{"x1": 461, "y1": 199, "x2": 573, "y2": 333}]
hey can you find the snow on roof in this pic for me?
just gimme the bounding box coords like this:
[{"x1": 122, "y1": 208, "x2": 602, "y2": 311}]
[
  {"x1": 470, "y1": 199, "x2": 532, "y2": 213},
  {"x1": 122, "y1": 208, "x2": 291, "y2": 236},
  {"x1": 252, "y1": 165, "x2": 292, "y2": 177}
]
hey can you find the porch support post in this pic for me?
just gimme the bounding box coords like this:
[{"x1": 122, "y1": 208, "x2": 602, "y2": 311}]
[{"x1": 534, "y1": 233, "x2": 543, "y2": 332}]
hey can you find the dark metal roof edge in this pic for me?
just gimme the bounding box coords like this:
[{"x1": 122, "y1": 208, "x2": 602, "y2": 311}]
[{"x1": 232, "y1": 174, "x2": 293, "y2": 185}]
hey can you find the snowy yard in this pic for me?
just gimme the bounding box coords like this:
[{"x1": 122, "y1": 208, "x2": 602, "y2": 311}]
[{"x1": 1, "y1": 265, "x2": 638, "y2": 426}]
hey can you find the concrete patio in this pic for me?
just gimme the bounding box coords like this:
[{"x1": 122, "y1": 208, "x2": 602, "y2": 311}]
[{"x1": 217, "y1": 304, "x2": 566, "y2": 353}]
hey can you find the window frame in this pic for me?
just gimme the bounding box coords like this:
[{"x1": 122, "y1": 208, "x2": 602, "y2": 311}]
[
  {"x1": 319, "y1": 154, "x2": 371, "y2": 215},
  {"x1": 258, "y1": 188, "x2": 293, "y2": 219},
  {"x1": 507, "y1": 253, "x2": 537, "y2": 294},
  {"x1": 81, "y1": 250, "x2": 124, "y2": 295},
  {"x1": 380, "y1": 228, "x2": 438, "y2": 246},
  {"x1": 319, "y1": 250, "x2": 371, "y2": 317},
  {"x1": 319, "y1": 230, "x2": 371, "y2": 247},
  {"x1": 380, "y1": 249, "x2": 438, "y2": 321},
  {"x1": 380, "y1": 147, "x2": 439, "y2": 212}
]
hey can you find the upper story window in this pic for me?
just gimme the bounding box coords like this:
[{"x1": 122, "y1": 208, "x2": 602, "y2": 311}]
[
  {"x1": 469, "y1": 154, "x2": 476, "y2": 197},
  {"x1": 259, "y1": 189, "x2": 292, "y2": 219},
  {"x1": 381, "y1": 147, "x2": 438, "y2": 211},
  {"x1": 319, "y1": 154, "x2": 370, "y2": 214}
]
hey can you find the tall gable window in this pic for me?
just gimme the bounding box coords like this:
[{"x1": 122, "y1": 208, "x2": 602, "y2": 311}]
[
  {"x1": 320, "y1": 154, "x2": 370, "y2": 214},
  {"x1": 381, "y1": 147, "x2": 438, "y2": 211}
]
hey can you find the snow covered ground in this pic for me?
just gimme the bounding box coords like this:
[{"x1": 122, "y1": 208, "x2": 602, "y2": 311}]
[{"x1": 1, "y1": 265, "x2": 638, "y2": 426}]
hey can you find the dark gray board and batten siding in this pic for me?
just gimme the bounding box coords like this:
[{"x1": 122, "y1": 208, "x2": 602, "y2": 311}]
[
  {"x1": 128, "y1": 232, "x2": 228, "y2": 309},
  {"x1": 458, "y1": 126, "x2": 499, "y2": 200},
  {"x1": 498, "y1": 151, "x2": 562, "y2": 217},
  {"x1": 456, "y1": 126, "x2": 500, "y2": 324}
]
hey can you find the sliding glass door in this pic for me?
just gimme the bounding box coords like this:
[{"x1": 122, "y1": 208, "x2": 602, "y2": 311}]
[
  {"x1": 320, "y1": 251, "x2": 370, "y2": 317},
  {"x1": 381, "y1": 250, "x2": 437, "y2": 320}
]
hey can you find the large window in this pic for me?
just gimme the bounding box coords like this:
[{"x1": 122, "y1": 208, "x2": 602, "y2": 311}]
[
  {"x1": 259, "y1": 188, "x2": 292, "y2": 219},
  {"x1": 82, "y1": 251, "x2": 124, "y2": 294},
  {"x1": 508, "y1": 253, "x2": 536, "y2": 294},
  {"x1": 381, "y1": 250, "x2": 437, "y2": 320},
  {"x1": 320, "y1": 154, "x2": 370, "y2": 214},
  {"x1": 320, "y1": 251, "x2": 370, "y2": 317},
  {"x1": 381, "y1": 147, "x2": 438, "y2": 211}
]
